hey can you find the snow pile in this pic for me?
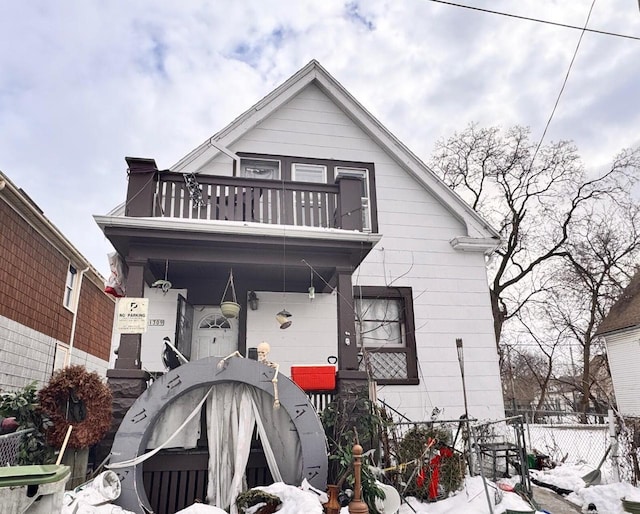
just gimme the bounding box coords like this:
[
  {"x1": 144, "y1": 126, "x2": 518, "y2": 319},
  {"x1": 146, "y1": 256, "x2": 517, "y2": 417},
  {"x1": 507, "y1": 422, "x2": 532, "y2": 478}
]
[
  {"x1": 245, "y1": 482, "x2": 325, "y2": 513},
  {"x1": 533, "y1": 463, "x2": 640, "y2": 513}
]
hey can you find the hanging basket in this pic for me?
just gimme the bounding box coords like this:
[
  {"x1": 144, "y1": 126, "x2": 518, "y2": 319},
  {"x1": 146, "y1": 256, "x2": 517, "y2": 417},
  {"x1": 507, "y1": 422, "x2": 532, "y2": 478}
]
[
  {"x1": 220, "y1": 269, "x2": 240, "y2": 319},
  {"x1": 221, "y1": 301, "x2": 241, "y2": 319}
]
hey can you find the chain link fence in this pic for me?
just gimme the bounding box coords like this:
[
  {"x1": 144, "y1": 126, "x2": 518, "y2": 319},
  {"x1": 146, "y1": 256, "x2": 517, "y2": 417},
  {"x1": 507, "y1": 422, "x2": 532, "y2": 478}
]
[
  {"x1": 617, "y1": 415, "x2": 640, "y2": 485},
  {"x1": 0, "y1": 429, "x2": 32, "y2": 466}
]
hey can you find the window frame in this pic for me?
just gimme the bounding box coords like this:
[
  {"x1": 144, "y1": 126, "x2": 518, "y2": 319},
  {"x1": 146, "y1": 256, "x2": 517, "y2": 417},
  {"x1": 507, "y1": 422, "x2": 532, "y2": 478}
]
[
  {"x1": 336, "y1": 167, "x2": 372, "y2": 232},
  {"x1": 63, "y1": 264, "x2": 77, "y2": 311},
  {"x1": 354, "y1": 286, "x2": 418, "y2": 385},
  {"x1": 292, "y1": 162, "x2": 327, "y2": 183},
  {"x1": 239, "y1": 158, "x2": 281, "y2": 180},
  {"x1": 236, "y1": 152, "x2": 378, "y2": 232}
]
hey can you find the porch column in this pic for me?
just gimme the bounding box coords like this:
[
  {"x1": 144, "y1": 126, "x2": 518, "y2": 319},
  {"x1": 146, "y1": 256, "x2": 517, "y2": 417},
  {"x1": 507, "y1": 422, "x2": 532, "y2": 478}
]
[
  {"x1": 124, "y1": 157, "x2": 157, "y2": 217},
  {"x1": 336, "y1": 270, "x2": 357, "y2": 370},
  {"x1": 336, "y1": 175, "x2": 363, "y2": 231},
  {"x1": 113, "y1": 259, "x2": 146, "y2": 370},
  {"x1": 102, "y1": 259, "x2": 150, "y2": 464}
]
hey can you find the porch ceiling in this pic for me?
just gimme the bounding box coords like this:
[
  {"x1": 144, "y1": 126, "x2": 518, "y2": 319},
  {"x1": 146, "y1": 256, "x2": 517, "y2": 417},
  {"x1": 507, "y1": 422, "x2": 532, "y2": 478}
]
[{"x1": 97, "y1": 216, "x2": 380, "y2": 292}]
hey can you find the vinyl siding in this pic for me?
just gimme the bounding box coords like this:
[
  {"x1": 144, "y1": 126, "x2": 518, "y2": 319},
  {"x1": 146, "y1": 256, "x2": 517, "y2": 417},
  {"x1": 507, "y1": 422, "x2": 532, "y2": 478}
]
[
  {"x1": 193, "y1": 83, "x2": 504, "y2": 421},
  {"x1": 604, "y1": 329, "x2": 640, "y2": 416}
]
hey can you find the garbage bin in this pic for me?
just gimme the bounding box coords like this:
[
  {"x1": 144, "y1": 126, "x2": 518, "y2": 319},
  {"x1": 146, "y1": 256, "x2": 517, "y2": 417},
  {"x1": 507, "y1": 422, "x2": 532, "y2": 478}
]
[{"x1": 0, "y1": 464, "x2": 70, "y2": 514}]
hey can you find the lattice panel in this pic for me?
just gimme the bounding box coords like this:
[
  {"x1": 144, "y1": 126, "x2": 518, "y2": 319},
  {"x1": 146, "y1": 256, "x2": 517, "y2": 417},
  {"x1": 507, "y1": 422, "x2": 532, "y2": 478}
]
[{"x1": 360, "y1": 352, "x2": 408, "y2": 379}]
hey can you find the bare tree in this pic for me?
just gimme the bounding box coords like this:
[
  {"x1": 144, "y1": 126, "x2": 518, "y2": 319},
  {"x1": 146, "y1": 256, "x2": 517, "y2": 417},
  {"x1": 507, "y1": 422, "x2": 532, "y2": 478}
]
[
  {"x1": 431, "y1": 124, "x2": 640, "y2": 358},
  {"x1": 548, "y1": 200, "x2": 640, "y2": 420}
]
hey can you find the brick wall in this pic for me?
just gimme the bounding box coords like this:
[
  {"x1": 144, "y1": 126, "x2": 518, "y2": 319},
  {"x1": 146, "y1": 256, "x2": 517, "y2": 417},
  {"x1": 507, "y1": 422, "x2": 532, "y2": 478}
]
[
  {"x1": 0, "y1": 200, "x2": 73, "y2": 341},
  {"x1": 0, "y1": 199, "x2": 114, "y2": 363},
  {"x1": 74, "y1": 280, "x2": 114, "y2": 361}
]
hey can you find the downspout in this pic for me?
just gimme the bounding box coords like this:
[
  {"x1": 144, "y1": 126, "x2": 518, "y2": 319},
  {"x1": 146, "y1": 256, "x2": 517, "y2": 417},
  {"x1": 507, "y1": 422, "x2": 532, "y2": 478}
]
[{"x1": 65, "y1": 266, "x2": 90, "y2": 367}]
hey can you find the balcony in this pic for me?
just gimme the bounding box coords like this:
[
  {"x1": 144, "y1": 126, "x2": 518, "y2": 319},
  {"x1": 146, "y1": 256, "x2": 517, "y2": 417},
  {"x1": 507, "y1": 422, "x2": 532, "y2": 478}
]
[{"x1": 124, "y1": 160, "x2": 370, "y2": 233}]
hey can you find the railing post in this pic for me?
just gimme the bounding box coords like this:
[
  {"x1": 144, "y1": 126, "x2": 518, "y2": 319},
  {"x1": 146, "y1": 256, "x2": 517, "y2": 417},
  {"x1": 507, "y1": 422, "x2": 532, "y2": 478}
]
[
  {"x1": 125, "y1": 157, "x2": 157, "y2": 217},
  {"x1": 336, "y1": 175, "x2": 363, "y2": 231}
]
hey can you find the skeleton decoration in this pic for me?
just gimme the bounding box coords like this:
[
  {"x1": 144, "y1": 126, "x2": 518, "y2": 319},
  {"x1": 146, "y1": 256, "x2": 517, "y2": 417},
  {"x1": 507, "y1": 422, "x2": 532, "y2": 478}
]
[{"x1": 217, "y1": 342, "x2": 280, "y2": 408}]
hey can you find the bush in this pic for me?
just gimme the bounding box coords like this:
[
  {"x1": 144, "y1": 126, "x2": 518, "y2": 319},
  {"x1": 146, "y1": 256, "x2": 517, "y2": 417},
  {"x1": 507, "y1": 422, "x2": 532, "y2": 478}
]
[{"x1": 0, "y1": 382, "x2": 55, "y2": 465}]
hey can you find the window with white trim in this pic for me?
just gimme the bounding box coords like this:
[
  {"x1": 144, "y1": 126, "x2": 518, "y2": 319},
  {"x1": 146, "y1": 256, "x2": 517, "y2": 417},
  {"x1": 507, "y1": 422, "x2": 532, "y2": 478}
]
[
  {"x1": 292, "y1": 163, "x2": 327, "y2": 183},
  {"x1": 354, "y1": 286, "x2": 418, "y2": 385},
  {"x1": 336, "y1": 167, "x2": 371, "y2": 232},
  {"x1": 240, "y1": 158, "x2": 280, "y2": 180},
  {"x1": 63, "y1": 265, "x2": 77, "y2": 310}
]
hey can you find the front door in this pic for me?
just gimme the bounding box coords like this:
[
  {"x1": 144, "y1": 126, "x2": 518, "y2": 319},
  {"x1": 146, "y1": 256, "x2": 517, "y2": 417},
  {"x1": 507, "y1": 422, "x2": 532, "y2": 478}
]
[{"x1": 191, "y1": 306, "x2": 239, "y2": 360}]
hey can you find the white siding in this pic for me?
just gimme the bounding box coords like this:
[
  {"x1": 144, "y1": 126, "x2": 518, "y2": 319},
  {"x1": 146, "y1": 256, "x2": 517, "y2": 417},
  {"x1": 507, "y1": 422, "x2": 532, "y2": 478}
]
[
  {"x1": 195, "y1": 83, "x2": 504, "y2": 422},
  {"x1": 246, "y1": 291, "x2": 338, "y2": 377},
  {"x1": 0, "y1": 315, "x2": 108, "y2": 392},
  {"x1": 139, "y1": 287, "x2": 188, "y2": 373},
  {"x1": 604, "y1": 329, "x2": 640, "y2": 416}
]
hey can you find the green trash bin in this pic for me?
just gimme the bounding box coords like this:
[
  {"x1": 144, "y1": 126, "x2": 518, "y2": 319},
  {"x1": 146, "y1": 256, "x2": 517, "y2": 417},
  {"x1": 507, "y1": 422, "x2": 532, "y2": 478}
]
[{"x1": 0, "y1": 464, "x2": 70, "y2": 514}]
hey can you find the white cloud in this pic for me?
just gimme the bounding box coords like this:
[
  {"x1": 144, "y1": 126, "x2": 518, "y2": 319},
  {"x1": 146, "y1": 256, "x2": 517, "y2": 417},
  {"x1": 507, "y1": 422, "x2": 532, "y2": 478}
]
[{"x1": 1, "y1": 0, "x2": 638, "y2": 276}]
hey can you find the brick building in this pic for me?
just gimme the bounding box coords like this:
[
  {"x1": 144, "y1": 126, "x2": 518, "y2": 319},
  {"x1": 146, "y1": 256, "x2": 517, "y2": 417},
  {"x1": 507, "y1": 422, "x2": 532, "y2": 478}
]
[{"x1": 0, "y1": 171, "x2": 115, "y2": 391}]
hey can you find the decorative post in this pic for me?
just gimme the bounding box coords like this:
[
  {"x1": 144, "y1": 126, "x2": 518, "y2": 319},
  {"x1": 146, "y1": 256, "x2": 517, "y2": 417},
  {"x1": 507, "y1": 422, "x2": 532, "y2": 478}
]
[{"x1": 348, "y1": 444, "x2": 369, "y2": 514}]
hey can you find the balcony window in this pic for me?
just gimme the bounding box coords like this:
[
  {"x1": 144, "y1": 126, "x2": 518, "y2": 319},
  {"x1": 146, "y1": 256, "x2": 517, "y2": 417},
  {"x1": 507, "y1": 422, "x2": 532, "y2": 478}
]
[
  {"x1": 354, "y1": 286, "x2": 418, "y2": 385},
  {"x1": 292, "y1": 163, "x2": 327, "y2": 183},
  {"x1": 240, "y1": 158, "x2": 280, "y2": 180},
  {"x1": 336, "y1": 167, "x2": 371, "y2": 232}
]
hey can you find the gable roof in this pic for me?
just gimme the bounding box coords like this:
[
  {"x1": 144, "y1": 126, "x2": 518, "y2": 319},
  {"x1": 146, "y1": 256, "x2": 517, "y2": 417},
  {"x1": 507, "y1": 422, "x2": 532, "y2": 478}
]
[
  {"x1": 0, "y1": 170, "x2": 107, "y2": 289},
  {"x1": 171, "y1": 60, "x2": 500, "y2": 246},
  {"x1": 596, "y1": 270, "x2": 640, "y2": 336}
]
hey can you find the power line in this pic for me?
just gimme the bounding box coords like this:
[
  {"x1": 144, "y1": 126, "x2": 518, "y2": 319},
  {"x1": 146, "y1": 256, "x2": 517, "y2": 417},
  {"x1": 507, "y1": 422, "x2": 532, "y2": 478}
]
[
  {"x1": 427, "y1": 0, "x2": 640, "y2": 41},
  {"x1": 530, "y1": 0, "x2": 596, "y2": 166}
]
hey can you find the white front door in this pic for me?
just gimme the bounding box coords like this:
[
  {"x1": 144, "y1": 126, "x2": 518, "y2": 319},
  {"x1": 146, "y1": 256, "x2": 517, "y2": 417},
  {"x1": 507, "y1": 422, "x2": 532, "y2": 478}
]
[{"x1": 191, "y1": 306, "x2": 239, "y2": 360}]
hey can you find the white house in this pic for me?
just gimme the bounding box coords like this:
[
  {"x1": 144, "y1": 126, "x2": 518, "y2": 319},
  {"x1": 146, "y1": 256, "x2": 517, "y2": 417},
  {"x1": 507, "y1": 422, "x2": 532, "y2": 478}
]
[
  {"x1": 95, "y1": 60, "x2": 505, "y2": 512},
  {"x1": 596, "y1": 271, "x2": 640, "y2": 417}
]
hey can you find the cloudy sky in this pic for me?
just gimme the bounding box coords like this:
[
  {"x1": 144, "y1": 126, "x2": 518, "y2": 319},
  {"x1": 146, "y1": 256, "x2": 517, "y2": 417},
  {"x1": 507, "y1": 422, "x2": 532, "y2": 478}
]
[{"x1": 2, "y1": 1, "x2": 639, "y2": 277}]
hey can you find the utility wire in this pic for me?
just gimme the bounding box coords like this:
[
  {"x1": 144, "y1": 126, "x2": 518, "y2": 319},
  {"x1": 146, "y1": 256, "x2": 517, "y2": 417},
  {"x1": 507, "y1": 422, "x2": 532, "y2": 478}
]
[
  {"x1": 427, "y1": 0, "x2": 640, "y2": 41},
  {"x1": 530, "y1": 0, "x2": 596, "y2": 166}
]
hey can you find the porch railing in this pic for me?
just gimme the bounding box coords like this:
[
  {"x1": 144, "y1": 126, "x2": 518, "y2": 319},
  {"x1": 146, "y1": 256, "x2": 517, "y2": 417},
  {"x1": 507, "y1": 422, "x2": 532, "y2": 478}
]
[{"x1": 126, "y1": 167, "x2": 366, "y2": 232}]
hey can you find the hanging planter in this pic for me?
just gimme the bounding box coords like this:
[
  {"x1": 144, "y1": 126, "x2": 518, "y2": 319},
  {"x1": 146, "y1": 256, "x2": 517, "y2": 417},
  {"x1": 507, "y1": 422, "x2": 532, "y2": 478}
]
[{"x1": 220, "y1": 269, "x2": 241, "y2": 319}]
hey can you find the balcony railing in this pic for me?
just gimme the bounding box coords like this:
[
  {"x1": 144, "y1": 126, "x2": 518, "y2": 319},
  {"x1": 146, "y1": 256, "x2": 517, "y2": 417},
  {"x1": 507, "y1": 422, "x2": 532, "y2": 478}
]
[{"x1": 125, "y1": 168, "x2": 366, "y2": 232}]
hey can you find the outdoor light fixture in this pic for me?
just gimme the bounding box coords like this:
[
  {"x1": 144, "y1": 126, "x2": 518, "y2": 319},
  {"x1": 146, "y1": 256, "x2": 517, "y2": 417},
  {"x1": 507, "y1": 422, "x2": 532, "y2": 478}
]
[
  {"x1": 276, "y1": 309, "x2": 292, "y2": 329},
  {"x1": 248, "y1": 291, "x2": 259, "y2": 311}
]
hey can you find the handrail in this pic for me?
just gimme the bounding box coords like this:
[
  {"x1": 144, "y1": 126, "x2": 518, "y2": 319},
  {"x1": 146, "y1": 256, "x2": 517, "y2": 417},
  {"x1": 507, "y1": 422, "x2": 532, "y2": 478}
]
[{"x1": 153, "y1": 173, "x2": 343, "y2": 229}]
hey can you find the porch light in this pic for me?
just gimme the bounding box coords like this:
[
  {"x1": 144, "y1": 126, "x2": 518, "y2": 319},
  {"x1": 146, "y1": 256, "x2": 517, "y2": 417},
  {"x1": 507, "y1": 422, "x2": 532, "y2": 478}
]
[
  {"x1": 248, "y1": 291, "x2": 259, "y2": 311},
  {"x1": 276, "y1": 309, "x2": 292, "y2": 329}
]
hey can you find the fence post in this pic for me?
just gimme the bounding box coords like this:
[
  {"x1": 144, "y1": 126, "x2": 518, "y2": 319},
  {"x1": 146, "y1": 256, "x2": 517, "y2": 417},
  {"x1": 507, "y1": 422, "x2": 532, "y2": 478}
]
[{"x1": 609, "y1": 409, "x2": 620, "y2": 482}]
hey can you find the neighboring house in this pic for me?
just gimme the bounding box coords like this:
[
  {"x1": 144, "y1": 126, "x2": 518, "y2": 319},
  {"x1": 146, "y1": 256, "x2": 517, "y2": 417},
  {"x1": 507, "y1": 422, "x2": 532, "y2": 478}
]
[
  {"x1": 96, "y1": 60, "x2": 505, "y2": 427},
  {"x1": 0, "y1": 171, "x2": 115, "y2": 391},
  {"x1": 596, "y1": 271, "x2": 640, "y2": 417}
]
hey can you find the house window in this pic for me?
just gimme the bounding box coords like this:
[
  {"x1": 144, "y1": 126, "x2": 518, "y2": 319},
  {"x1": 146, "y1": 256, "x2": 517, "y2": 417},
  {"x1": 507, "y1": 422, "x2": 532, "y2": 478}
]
[
  {"x1": 240, "y1": 158, "x2": 280, "y2": 180},
  {"x1": 354, "y1": 286, "x2": 418, "y2": 385},
  {"x1": 336, "y1": 167, "x2": 371, "y2": 232},
  {"x1": 292, "y1": 163, "x2": 327, "y2": 183},
  {"x1": 199, "y1": 314, "x2": 232, "y2": 330},
  {"x1": 64, "y1": 265, "x2": 77, "y2": 310}
]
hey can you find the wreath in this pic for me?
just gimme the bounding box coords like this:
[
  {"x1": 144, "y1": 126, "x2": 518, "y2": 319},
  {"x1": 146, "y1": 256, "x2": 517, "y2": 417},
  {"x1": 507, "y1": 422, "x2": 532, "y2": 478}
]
[{"x1": 39, "y1": 365, "x2": 113, "y2": 449}]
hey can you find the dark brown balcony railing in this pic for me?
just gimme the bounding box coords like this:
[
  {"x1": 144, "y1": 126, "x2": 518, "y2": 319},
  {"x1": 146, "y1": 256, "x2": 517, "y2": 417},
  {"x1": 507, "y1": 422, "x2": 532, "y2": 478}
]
[{"x1": 125, "y1": 168, "x2": 366, "y2": 231}]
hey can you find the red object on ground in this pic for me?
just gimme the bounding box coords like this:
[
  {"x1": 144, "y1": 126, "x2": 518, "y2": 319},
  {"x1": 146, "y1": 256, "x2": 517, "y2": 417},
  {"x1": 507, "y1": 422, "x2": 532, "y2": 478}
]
[
  {"x1": 290, "y1": 365, "x2": 336, "y2": 391},
  {"x1": 428, "y1": 447, "x2": 454, "y2": 499}
]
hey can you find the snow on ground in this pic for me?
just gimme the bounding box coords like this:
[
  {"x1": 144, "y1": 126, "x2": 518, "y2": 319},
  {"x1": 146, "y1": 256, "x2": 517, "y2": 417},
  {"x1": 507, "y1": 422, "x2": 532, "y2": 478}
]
[{"x1": 532, "y1": 463, "x2": 640, "y2": 514}]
